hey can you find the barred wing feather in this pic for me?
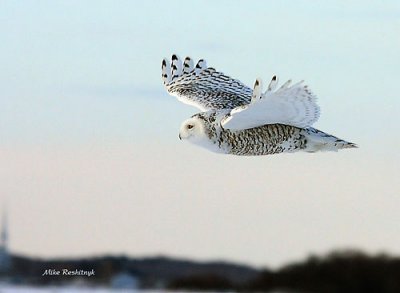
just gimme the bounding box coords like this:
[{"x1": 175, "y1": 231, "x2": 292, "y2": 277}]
[{"x1": 162, "y1": 55, "x2": 252, "y2": 111}]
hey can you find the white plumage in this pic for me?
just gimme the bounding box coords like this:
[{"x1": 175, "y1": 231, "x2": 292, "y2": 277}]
[
  {"x1": 162, "y1": 54, "x2": 356, "y2": 156},
  {"x1": 221, "y1": 77, "x2": 320, "y2": 130}
]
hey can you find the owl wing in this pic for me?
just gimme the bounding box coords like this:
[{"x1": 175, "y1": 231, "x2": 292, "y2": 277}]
[
  {"x1": 162, "y1": 55, "x2": 252, "y2": 111},
  {"x1": 221, "y1": 76, "x2": 320, "y2": 130}
]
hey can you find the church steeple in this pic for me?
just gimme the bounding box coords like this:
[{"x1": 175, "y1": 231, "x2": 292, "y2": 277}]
[
  {"x1": 0, "y1": 206, "x2": 7, "y2": 248},
  {"x1": 0, "y1": 204, "x2": 11, "y2": 273}
]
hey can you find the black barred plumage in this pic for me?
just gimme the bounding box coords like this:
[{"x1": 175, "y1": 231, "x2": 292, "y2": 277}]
[
  {"x1": 163, "y1": 56, "x2": 252, "y2": 110},
  {"x1": 163, "y1": 54, "x2": 357, "y2": 155},
  {"x1": 191, "y1": 111, "x2": 355, "y2": 156},
  {"x1": 193, "y1": 111, "x2": 306, "y2": 156}
]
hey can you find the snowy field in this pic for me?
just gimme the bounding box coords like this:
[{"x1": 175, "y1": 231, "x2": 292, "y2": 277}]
[
  {"x1": 0, "y1": 285, "x2": 219, "y2": 293},
  {"x1": 0, "y1": 285, "x2": 246, "y2": 293},
  {"x1": 0, "y1": 285, "x2": 198, "y2": 293},
  {"x1": 0, "y1": 285, "x2": 286, "y2": 293}
]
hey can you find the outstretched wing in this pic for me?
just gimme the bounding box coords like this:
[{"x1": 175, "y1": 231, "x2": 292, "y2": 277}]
[
  {"x1": 162, "y1": 54, "x2": 252, "y2": 111},
  {"x1": 221, "y1": 76, "x2": 320, "y2": 130}
]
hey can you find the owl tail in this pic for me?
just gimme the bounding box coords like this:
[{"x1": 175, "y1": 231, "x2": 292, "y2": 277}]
[{"x1": 303, "y1": 128, "x2": 357, "y2": 152}]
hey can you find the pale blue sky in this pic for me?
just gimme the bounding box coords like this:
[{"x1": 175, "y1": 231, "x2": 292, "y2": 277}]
[
  {"x1": 1, "y1": 0, "x2": 399, "y2": 147},
  {"x1": 1, "y1": 1, "x2": 400, "y2": 267}
]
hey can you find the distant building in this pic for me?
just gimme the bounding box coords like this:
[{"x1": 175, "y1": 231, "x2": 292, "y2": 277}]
[
  {"x1": 0, "y1": 206, "x2": 11, "y2": 273},
  {"x1": 110, "y1": 271, "x2": 139, "y2": 289}
]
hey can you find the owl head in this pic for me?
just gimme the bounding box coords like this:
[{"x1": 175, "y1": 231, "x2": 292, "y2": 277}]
[
  {"x1": 179, "y1": 116, "x2": 207, "y2": 142},
  {"x1": 178, "y1": 111, "x2": 224, "y2": 153}
]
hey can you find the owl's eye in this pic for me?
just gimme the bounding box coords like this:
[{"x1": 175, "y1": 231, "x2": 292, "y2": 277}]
[{"x1": 187, "y1": 124, "x2": 194, "y2": 129}]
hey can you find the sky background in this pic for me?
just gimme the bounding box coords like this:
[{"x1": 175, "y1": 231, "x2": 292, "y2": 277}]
[{"x1": 0, "y1": 0, "x2": 399, "y2": 268}]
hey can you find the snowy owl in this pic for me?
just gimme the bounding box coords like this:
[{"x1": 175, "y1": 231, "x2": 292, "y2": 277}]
[{"x1": 161, "y1": 54, "x2": 356, "y2": 156}]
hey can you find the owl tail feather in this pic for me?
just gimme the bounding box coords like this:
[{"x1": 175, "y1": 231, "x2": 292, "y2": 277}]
[{"x1": 303, "y1": 128, "x2": 357, "y2": 153}]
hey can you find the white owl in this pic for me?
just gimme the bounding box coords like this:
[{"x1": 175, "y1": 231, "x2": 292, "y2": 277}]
[{"x1": 162, "y1": 54, "x2": 356, "y2": 156}]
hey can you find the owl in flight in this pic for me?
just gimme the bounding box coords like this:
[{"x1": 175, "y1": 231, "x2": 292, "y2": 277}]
[{"x1": 161, "y1": 54, "x2": 356, "y2": 156}]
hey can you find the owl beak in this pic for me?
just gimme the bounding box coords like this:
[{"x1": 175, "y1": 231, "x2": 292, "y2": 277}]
[{"x1": 179, "y1": 133, "x2": 182, "y2": 140}]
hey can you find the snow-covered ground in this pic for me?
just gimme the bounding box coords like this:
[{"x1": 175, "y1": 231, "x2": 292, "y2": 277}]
[
  {"x1": 0, "y1": 285, "x2": 175, "y2": 293},
  {"x1": 0, "y1": 284, "x2": 240, "y2": 293}
]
